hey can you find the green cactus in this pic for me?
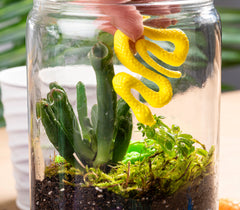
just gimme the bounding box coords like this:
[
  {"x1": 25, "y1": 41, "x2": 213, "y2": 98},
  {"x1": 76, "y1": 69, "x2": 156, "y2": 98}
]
[{"x1": 37, "y1": 42, "x2": 132, "y2": 169}]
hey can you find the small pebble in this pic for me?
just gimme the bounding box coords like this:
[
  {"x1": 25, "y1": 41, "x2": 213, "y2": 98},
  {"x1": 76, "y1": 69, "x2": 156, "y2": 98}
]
[{"x1": 95, "y1": 187, "x2": 103, "y2": 192}]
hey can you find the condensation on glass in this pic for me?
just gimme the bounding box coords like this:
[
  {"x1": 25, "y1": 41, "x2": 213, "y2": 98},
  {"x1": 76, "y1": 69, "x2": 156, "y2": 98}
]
[{"x1": 26, "y1": 0, "x2": 221, "y2": 209}]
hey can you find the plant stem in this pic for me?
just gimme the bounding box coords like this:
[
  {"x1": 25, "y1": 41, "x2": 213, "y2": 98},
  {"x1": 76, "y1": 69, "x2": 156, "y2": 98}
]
[
  {"x1": 76, "y1": 81, "x2": 97, "y2": 153},
  {"x1": 89, "y1": 42, "x2": 117, "y2": 167}
]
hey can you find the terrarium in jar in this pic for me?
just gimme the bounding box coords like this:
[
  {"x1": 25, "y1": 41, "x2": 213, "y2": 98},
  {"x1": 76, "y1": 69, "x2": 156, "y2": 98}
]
[{"x1": 26, "y1": 0, "x2": 221, "y2": 209}]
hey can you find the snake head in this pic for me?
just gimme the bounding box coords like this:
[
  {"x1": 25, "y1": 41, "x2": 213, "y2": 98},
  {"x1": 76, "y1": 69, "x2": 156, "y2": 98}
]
[{"x1": 135, "y1": 103, "x2": 156, "y2": 126}]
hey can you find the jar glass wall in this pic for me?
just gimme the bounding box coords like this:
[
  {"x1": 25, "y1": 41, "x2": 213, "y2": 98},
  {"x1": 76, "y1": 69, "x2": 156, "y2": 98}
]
[{"x1": 26, "y1": 0, "x2": 221, "y2": 209}]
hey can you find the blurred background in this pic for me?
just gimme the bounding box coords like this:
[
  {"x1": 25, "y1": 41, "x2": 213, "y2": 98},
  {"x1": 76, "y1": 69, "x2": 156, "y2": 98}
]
[{"x1": 0, "y1": 0, "x2": 240, "y2": 127}]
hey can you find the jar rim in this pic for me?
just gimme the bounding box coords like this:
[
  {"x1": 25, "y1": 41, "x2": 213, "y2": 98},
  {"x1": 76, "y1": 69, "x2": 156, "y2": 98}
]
[
  {"x1": 34, "y1": 0, "x2": 213, "y2": 6},
  {"x1": 33, "y1": 0, "x2": 214, "y2": 18}
]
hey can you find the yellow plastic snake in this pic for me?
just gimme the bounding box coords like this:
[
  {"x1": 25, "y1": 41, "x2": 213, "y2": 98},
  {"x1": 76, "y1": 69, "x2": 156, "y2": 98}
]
[{"x1": 113, "y1": 22, "x2": 189, "y2": 126}]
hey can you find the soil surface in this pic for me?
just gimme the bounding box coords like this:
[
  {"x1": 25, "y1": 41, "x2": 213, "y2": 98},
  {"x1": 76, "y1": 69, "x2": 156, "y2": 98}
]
[{"x1": 33, "y1": 171, "x2": 217, "y2": 210}]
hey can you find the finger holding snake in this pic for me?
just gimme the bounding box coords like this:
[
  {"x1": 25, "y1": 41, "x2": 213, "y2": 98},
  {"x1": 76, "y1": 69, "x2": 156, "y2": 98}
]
[{"x1": 94, "y1": 0, "x2": 180, "y2": 42}]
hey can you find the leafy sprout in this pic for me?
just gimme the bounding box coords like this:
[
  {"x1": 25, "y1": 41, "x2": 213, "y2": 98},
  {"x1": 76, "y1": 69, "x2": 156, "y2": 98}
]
[{"x1": 136, "y1": 115, "x2": 207, "y2": 159}]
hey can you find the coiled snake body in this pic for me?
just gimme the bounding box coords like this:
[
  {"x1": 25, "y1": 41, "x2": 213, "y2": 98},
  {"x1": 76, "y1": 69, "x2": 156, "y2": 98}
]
[{"x1": 113, "y1": 25, "x2": 189, "y2": 126}]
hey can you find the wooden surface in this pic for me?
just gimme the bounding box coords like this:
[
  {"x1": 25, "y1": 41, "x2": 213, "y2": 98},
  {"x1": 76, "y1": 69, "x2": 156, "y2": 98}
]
[
  {"x1": 218, "y1": 90, "x2": 240, "y2": 200},
  {"x1": 0, "y1": 127, "x2": 18, "y2": 210},
  {"x1": 0, "y1": 90, "x2": 240, "y2": 209}
]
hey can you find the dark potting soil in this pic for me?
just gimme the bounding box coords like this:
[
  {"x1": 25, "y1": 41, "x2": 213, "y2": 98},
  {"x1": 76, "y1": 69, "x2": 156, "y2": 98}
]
[{"x1": 34, "y1": 172, "x2": 217, "y2": 210}]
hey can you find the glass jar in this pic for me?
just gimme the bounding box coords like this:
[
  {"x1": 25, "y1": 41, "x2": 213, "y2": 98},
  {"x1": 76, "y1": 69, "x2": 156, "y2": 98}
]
[{"x1": 26, "y1": 0, "x2": 221, "y2": 209}]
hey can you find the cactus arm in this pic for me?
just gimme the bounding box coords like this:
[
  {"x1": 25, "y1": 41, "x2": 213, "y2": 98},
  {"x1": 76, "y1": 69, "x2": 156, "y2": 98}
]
[
  {"x1": 115, "y1": 98, "x2": 131, "y2": 119},
  {"x1": 47, "y1": 87, "x2": 95, "y2": 164},
  {"x1": 89, "y1": 42, "x2": 117, "y2": 167},
  {"x1": 36, "y1": 100, "x2": 79, "y2": 168},
  {"x1": 91, "y1": 104, "x2": 98, "y2": 133},
  {"x1": 49, "y1": 82, "x2": 65, "y2": 92},
  {"x1": 112, "y1": 98, "x2": 133, "y2": 163},
  {"x1": 112, "y1": 110, "x2": 132, "y2": 163},
  {"x1": 76, "y1": 81, "x2": 97, "y2": 152}
]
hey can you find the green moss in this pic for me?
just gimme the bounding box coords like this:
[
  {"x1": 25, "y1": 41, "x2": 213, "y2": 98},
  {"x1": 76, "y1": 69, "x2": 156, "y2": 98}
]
[
  {"x1": 45, "y1": 156, "x2": 83, "y2": 178},
  {"x1": 84, "y1": 144, "x2": 214, "y2": 198}
]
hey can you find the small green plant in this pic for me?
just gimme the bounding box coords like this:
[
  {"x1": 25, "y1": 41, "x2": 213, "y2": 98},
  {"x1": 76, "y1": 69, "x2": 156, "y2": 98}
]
[{"x1": 37, "y1": 42, "x2": 132, "y2": 169}]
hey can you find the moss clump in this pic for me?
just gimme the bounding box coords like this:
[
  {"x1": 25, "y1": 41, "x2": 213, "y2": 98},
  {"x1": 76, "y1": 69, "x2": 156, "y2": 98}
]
[{"x1": 45, "y1": 156, "x2": 83, "y2": 179}]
